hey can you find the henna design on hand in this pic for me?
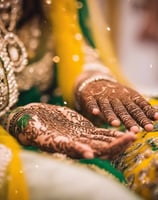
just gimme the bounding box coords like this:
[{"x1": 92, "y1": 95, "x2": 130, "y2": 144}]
[
  {"x1": 6, "y1": 103, "x2": 136, "y2": 159},
  {"x1": 76, "y1": 80, "x2": 158, "y2": 132}
]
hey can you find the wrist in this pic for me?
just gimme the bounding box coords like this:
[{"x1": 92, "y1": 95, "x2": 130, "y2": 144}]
[
  {"x1": 74, "y1": 71, "x2": 117, "y2": 110},
  {"x1": 73, "y1": 44, "x2": 117, "y2": 110}
]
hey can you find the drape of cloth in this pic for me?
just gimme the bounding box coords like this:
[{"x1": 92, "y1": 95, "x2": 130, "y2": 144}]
[
  {"x1": 0, "y1": 127, "x2": 142, "y2": 200},
  {"x1": 20, "y1": 150, "x2": 142, "y2": 200},
  {"x1": 112, "y1": 99, "x2": 158, "y2": 200},
  {"x1": 0, "y1": 126, "x2": 29, "y2": 200}
]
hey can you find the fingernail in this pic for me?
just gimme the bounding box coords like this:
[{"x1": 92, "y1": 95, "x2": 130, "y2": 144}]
[
  {"x1": 154, "y1": 112, "x2": 158, "y2": 120},
  {"x1": 83, "y1": 151, "x2": 94, "y2": 159},
  {"x1": 92, "y1": 108, "x2": 100, "y2": 115},
  {"x1": 144, "y1": 124, "x2": 154, "y2": 131},
  {"x1": 130, "y1": 126, "x2": 139, "y2": 133},
  {"x1": 125, "y1": 132, "x2": 137, "y2": 141},
  {"x1": 111, "y1": 119, "x2": 120, "y2": 127}
]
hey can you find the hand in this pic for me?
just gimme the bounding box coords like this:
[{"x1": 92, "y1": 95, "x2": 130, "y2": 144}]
[
  {"x1": 77, "y1": 80, "x2": 158, "y2": 132},
  {"x1": 6, "y1": 103, "x2": 136, "y2": 159}
]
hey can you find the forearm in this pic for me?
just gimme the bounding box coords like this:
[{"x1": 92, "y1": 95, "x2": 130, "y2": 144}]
[{"x1": 74, "y1": 45, "x2": 117, "y2": 110}]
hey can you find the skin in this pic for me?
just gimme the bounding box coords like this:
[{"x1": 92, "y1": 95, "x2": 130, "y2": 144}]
[
  {"x1": 3, "y1": 0, "x2": 158, "y2": 159},
  {"x1": 6, "y1": 103, "x2": 136, "y2": 160},
  {"x1": 75, "y1": 72, "x2": 158, "y2": 133},
  {"x1": 75, "y1": 0, "x2": 158, "y2": 133}
]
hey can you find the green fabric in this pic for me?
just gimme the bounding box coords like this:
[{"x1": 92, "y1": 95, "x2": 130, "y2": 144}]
[
  {"x1": 78, "y1": 0, "x2": 96, "y2": 48},
  {"x1": 17, "y1": 87, "x2": 41, "y2": 106},
  {"x1": 80, "y1": 158, "x2": 126, "y2": 183}
]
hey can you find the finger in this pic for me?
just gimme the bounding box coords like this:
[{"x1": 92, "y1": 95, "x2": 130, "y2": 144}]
[
  {"x1": 84, "y1": 134, "x2": 115, "y2": 142},
  {"x1": 93, "y1": 128, "x2": 125, "y2": 138},
  {"x1": 132, "y1": 94, "x2": 158, "y2": 120},
  {"x1": 54, "y1": 136, "x2": 94, "y2": 159},
  {"x1": 77, "y1": 137, "x2": 113, "y2": 157},
  {"x1": 124, "y1": 101, "x2": 154, "y2": 131},
  {"x1": 99, "y1": 132, "x2": 136, "y2": 160},
  {"x1": 110, "y1": 99, "x2": 139, "y2": 132},
  {"x1": 81, "y1": 128, "x2": 125, "y2": 142},
  {"x1": 78, "y1": 132, "x2": 136, "y2": 159},
  {"x1": 84, "y1": 130, "x2": 126, "y2": 142},
  {"x1": 81, "y1": 94, "x2": 100, "y2": 115},
  {"x1": 98, "y1": 98, "x2": 121, "y2": 126}
]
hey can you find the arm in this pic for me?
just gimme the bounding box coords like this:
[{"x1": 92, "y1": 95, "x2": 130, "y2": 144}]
[
  {"x1": 74, "y1": 46, "x2": 158, "y2": 132},
  {"x1": 4, "y1": 102, "x2": 136, "y2": 159}
]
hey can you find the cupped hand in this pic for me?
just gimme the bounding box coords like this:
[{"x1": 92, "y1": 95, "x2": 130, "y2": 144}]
[
  {"x1": 77, "y1": 80, "x2": 158, "y2": 132},
  {"x1": 6, "y1": 103, "x2": 136, "y2": 159}
]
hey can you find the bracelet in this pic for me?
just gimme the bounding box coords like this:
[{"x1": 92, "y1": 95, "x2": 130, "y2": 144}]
[{"x1": 78, "y1": 74, "x2": 117, "y2": 93}]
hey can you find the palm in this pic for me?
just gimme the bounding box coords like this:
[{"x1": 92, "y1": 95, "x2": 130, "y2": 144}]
[{"x1": 6, "y1": 103, "x2": 136, "y2": 159}]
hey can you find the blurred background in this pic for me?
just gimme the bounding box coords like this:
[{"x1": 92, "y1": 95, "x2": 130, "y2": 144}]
[{"x1": 98, "y1": 0, "x2": 158, "y2": 98}]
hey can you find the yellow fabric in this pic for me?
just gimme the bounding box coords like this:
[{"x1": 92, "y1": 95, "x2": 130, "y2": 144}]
[
  {"x1": 119, "y1": 131, "x2": 158, "y2": 200},
  {"x1": 50, "y1": 0, "x2": 132, "y2": 106},
  {"x1": 0, "y1": 126, "x2": 29, "y2": 200},
  {"x1": 86, "y1": 0, "x2": 130, "y2": 86},
  {"x1": 50, "y1": 0, "x2": 84, "y2": 106},
  {"x1": 115, "y1": 99, "x2": 158, "y2": 200},
  {"x1": 149, "y1": 98, "x2": 158, "y2": 106}
]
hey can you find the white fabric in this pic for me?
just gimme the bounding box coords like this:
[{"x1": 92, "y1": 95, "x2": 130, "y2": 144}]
[{"x1": 20, "y1": 151, "x2": 142, "y2": 200}]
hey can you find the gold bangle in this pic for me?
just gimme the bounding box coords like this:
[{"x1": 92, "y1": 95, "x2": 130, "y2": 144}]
[
  {"x1": 78, "y1": 74, "x2": 117, "y2": 93},
  {"x1": 75, "y1": 74, "x2": 117, "y2": 110}
]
